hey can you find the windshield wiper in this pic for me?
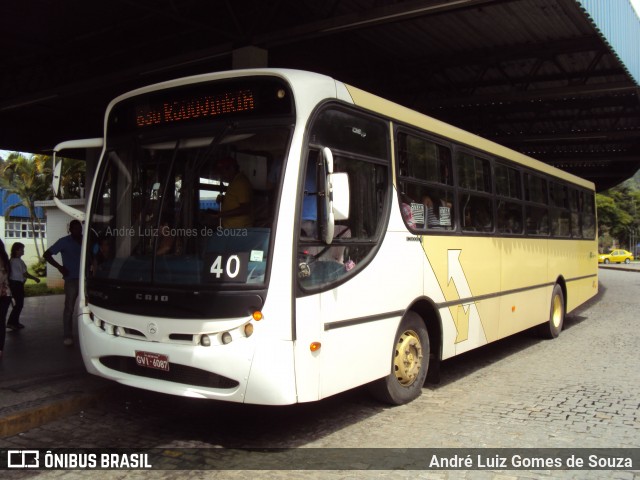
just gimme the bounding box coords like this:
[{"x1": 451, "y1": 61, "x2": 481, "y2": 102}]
[{"x1": 193, "y1": 122, "x2": 238, "y2": 173}]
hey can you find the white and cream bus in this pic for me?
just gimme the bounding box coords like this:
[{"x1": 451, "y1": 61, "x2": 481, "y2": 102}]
[{"x1": 53, "y1": 69, "x2": 598, "y2": 405}]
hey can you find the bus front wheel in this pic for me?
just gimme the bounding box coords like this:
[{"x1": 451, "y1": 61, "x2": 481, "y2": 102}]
[
  {"x1": 537, "y1": 284, "x2": 565, "y2": 339},
  {"x1": 369, "y1": 312, "x2": 429, "y2": 405}
]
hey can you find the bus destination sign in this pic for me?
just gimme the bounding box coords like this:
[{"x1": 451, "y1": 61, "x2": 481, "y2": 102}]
[
  {"x1": 108, "y1": 77, "x2": 293, "y2": 135},
  {"x1": 135, "y1": 89, "x2": 256, "y2": 128}
]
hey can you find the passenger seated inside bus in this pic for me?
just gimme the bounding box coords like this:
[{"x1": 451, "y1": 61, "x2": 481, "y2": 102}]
[
  {"x1": 500, "y1": 214, "x2": 522, "y2": 234},
  {"x1": 422, "y1": 194, "x2": 451, "y2": 228},
  {"x1": 210, "y1": 156, "x2": 254, "y2": 228},
  {"x1": 400, "y1": 193, "x2": 422, "y2": 229},
  {"x1": 462, "y1": 197, "x2": 492, "y2": 232}
]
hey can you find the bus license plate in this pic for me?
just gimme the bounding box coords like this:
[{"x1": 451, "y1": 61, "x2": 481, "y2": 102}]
[{"x1": 135, "y1": 351, "x2": 170, "y2": 372}]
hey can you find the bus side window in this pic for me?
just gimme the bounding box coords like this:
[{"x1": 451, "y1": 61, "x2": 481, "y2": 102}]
[
  {"x1": 461, "y1": 194, "x2": 493, "y2": 232},
  {"x1": 299, "y1": 107, "x2": 389, "y2": 290},
  {"x1": 497, "y1": 201, "x2": 523, "y2": 234},
  {"x1": 396, "y1": 132, "x2": 454, "y2": 231},
  {"x1": 422, "y1": 191, "x2": 452, "y2": 228},
  {"x1": 524, "y1": 173, "x2": 549, "y2": 236}
]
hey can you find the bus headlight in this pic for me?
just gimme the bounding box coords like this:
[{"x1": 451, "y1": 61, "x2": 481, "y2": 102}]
[
  {"x1": 200, "y1": 334, "x2": 211, "y2": 347},
  {"x1": 221, "y1": 332, "x2": 232, "y2": 344},
  {"x1": 244, "y1": 323, "x2": 254, "y2": 337}
]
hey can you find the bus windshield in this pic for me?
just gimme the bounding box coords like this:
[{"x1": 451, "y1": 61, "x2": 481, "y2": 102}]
[{"x1": 86, "y1": 126, "x2": 291, "y2": 289}]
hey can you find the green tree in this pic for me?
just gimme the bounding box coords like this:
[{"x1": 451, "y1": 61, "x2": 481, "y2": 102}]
[
  {"x1": 597, "y1": 172, "x2": 640, "y2": 253},
  {"x1": 57, "y1": 156, "x2": 86, "y2": 199},
  {"x1": 0, "y1": 153, "x2": 52, "y2": 258}
]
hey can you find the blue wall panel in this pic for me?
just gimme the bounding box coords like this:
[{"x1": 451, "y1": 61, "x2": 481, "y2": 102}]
[
  {"x1": 577, "y1": 0, "x2": 640, "y2": 85},
  {"x1": 0, "y1": 191, "x2": 44, "y2": 218}
]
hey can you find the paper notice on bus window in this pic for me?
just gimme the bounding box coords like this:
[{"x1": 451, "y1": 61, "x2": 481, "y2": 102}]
[
  {"x1": 439, "y1": 206, "x2": 451, "y2": 226},
  {"x1": 411, "y1": 203, "x2": 425, "y2": 224},
  {"x1": 250, "y1": 250, "x2": 264, "y2": 262}
]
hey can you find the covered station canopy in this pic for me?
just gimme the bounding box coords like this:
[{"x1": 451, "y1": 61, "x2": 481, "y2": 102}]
[{"x1": 1, "y1": 0, "x2": 639, "y2": 190}]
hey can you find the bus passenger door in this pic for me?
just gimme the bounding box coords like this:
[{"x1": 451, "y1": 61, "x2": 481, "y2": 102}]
[
  {"x1": 294, "y1": 106, "x2": 393, "y2": 401},
  {"x1": 295, "y1": 146, "x2": 394, "y2": 401}
]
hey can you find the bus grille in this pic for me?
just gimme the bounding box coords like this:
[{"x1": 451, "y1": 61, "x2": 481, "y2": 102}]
[{"x1": 99, "y1": 356, "x2": 239, "y2": 389}]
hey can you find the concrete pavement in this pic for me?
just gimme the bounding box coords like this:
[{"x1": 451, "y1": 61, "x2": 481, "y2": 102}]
[
  {"x1": 1, "y1": 261, "x2": 639, "y2": 438},
  {"x1": 0, "y1": 295, "x2": 112, "y2": 437},
  {"x1": 598, "y1": 261, "x2": 640, "y2": 272}
]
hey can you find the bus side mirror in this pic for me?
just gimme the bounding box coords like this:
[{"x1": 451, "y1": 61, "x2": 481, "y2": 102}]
[
  {"x1": 322, "y1": 147, "x2": 350, "y2": 244},
  {"x1": 331, "y1": 173, "x2": 350, "y2": 221},
  {"x1": 52, "y1": 138, "x2": 103, "y2": 221}
]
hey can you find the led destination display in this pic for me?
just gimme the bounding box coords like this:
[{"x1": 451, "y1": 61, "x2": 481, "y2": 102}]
[
  {"x1": 108, "y1": 77, "x2": 293, "y2": 135},
  {"x1": 135, "y1": 89, "x2": 256, "y2": 127}
]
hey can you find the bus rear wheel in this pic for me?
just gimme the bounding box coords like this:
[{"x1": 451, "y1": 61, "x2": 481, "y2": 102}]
[
  {"x1": 369, "y1": 312, "x2": 429, "y2": 405},
  {"x1": 537, "y1": 284, "x2": 564, "y2": 339}
]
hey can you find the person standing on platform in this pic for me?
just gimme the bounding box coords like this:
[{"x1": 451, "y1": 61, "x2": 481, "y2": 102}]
[
  {"x1": 7, "y1": 242, "x2": 41, "y2": 330},
  {"x1": 0, "y1": 240, "x2": 12, "y2": 358},
  {"x1": 44, "y1": 220, "x2": 82, "y2": 346}
]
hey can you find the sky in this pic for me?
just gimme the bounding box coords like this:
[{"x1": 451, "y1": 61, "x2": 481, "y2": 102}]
[
  {"x1": 0, "y1": 149, "x2": 22, "y2": 161},
  {"x1": 1, "y1": 2, "x2": 640, "y2": 158},
  {"x1": 0, "y1": 149, "x2": 36, "y2": 161}
]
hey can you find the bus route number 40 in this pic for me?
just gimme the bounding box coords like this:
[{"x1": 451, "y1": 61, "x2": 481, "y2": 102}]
[{"x1": 205, "y1": 252, "x2": 249, "y2": 282}]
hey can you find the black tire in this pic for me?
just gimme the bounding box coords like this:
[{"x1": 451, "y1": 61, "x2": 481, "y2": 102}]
[
  {"x1": 369, "y1": 312, "x2": 429, "y2": 405},
  {"x1": 604, "y1": 258, "x2": 610, "y2": 264},
  {"x1": 537, "y1": 284, "x2": 564, "y2": 339},
  {"x1": 625, "y1": 258, "x2": 631, "y2": 264}
]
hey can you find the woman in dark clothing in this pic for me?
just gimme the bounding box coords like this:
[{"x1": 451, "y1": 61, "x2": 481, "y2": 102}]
[
  {"x1": 7, "y1": 242, "x2": 40, "y2": 330},
  {"x1": 0, "y1": 240, "x2": 12, "y2": 358}
]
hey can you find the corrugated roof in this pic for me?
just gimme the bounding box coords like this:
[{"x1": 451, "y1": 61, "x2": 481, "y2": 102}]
[
  {"x1": 577, "y1": 0, "x2": 640, "y2": 85},
  {"x1": 0, "y1": 0, "x2": 638, "y2": 189}
]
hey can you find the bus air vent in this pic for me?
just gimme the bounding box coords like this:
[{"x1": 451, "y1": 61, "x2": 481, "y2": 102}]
[{"x1": 169, "y1": 333, "x2": 194, "y2": 342}]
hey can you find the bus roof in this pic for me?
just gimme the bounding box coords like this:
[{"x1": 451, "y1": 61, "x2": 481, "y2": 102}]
[
  {"x1": 102, "y1": 67, "x2": 593, "y2": 191},
  {"x1": 344, "y1": 84, "x2": 595, "y2": 191}
]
